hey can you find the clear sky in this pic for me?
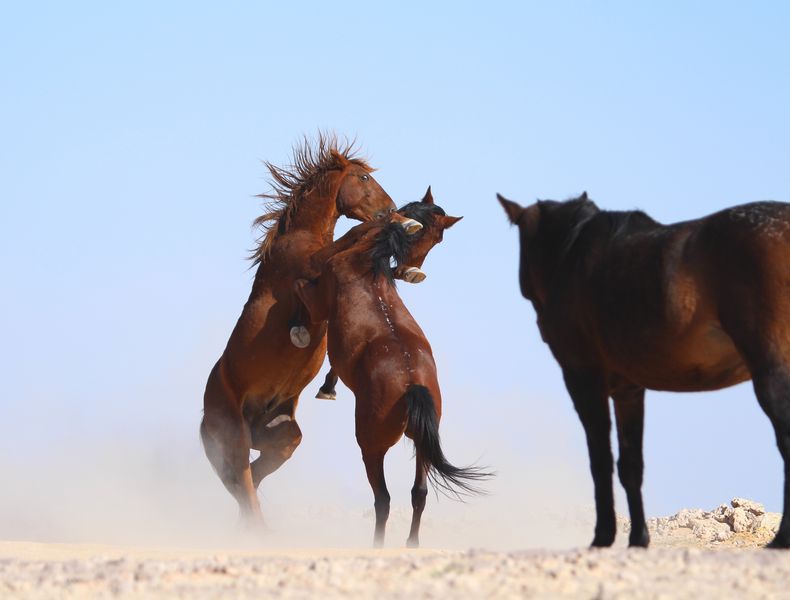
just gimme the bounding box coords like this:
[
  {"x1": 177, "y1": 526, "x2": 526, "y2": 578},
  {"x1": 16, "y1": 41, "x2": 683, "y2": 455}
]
[{"x1": 2, "y1": 2, "x2": 790, "y2": 547}]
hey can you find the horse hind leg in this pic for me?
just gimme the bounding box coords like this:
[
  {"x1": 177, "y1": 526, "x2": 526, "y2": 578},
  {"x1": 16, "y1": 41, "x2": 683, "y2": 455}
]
[
  {"x1": 406, "y1": 452, "x2": 429, "y2": 548},
  {"x1": 249, "y1": 398, "x2": 303, "y2": 489},
  {"x1": 200, "y1": 410, "x2": 262, "y2": 523},
  {"x1": 361, "y1": 447, "x2": 390, "y2": 548},
  {"x1": 721, "y1": 307, "x2": 790, "y2": 548},
  {"x1": 612, "y1": 386, "x2": 649, "y2": 547},
  {"x1": 749, "y1": 368, "x2": 790, "y2": 548}
]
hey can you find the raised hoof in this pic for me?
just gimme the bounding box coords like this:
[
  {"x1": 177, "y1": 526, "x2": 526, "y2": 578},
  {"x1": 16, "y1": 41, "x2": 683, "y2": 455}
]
[
  {"x1": 315, "y1": 388, "x2": 337, "y2": 400},
  {"x1": 401, "y1": 267, "x2": 427, "y2": 284},
  {"x1": 289, "y1": 325, "x2": 311, "y2": 348},
  {"x1": 400, "y1": 218, "x2": 423, "y2": 235}
]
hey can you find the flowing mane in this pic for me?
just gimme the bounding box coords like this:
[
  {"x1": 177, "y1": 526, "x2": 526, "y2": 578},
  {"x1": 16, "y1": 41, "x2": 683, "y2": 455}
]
[
  {"x1": 369, "y1": 222, "x2": 412, "y2": 283},
  {"x1": 251, "y1": 133, "x2": 372, "y2": 265}
]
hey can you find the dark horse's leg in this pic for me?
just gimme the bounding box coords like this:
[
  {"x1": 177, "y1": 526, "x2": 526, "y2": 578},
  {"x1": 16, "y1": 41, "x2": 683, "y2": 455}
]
[
  {"x1": 722, "y1": 308, "x2": 790, "y2": 548},
  {"x1": 750, "y1": 369, "x2": 790, "y2": 548},
  {"x1": 249, "y1": 397, "x2": 303, "y2": 489},
  {"x1": 564, "y1": 370, "x2": 616, "y2": 547},
  {"x1": 406, "y1": 452, "x2": 429, "y2": 548},
  {"x1": 316, "y1": 370, "x2": 339, "y2": 400},
  {"x1": 612, "y1": 386, "x2": 649, "y2": 547},
  {"x1": 361, "y1": 447, "x2": 390, "y2": 548}
]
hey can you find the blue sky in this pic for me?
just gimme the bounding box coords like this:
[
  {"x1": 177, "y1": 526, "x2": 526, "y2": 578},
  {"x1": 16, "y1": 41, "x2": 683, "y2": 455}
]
[{"x1": 2, "y1": 2, "x2": 790, "y2": 546}]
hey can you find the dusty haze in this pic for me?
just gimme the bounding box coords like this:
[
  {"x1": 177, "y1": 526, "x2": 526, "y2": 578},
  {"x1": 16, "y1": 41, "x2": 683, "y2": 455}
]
[{"x1": 0, "y1": 383, "x2": 601, "y2": 551}]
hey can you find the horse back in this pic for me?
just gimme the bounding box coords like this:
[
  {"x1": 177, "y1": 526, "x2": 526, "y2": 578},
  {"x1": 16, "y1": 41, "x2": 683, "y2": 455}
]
[{"x1": 543, "y1": 203, "x2": 790, "y2": 390}]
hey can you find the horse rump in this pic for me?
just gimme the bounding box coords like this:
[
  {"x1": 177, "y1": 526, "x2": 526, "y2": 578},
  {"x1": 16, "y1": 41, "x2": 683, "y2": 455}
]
[{"x1": 404, "y1": 384, "x2": 492, "y2": 497}]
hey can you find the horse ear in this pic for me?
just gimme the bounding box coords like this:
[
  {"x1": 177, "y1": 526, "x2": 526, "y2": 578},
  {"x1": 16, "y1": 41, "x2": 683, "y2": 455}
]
[
  {"x1": 497, "y1": 194, "x2": 524, "y2": 224},
  {"x1": 441, "y1": 215, "x2": 463, "y2": 229},
  {"x1": 580, "y1": 191, "x2": 589, "y2": 201},
  {"x1": 294, "y1": 278, "x2": 330, "y2": 324},
  {"x1": 421, "y1": 186, "x2": 434, "y2": 204}
]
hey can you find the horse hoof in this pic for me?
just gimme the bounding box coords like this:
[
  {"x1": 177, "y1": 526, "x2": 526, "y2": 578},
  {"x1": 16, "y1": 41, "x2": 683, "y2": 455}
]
[
  {"x1": 628, "y1": 526, "x2": 650, "y2": 548},
  {"x1": 766, "y1": 535, "x2": 790, "y2": 549},
  {"x1": 590, "y1": 532, "x2": 616, "y2": 548},
  {"x1": 290, "y1": 326, "x2": 311, "y2": 348},
  {"x1": 401, "y1": 267, "x2": 426, "y2": 284},
  {"x1": 400, "y1": 218, "x2": 423, "y2": 235},
  {"x1": 315, "y1": 389, "x2": 337, "y2": 400},
  {"x1": 406, "y1": 537, "x2": 419, "y2": 548}
]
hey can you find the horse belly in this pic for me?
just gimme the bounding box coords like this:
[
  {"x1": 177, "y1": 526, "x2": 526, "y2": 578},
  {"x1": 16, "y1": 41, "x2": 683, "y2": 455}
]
[{"x1": 617, "y1": 322, "x2": 750, "y2": 392}]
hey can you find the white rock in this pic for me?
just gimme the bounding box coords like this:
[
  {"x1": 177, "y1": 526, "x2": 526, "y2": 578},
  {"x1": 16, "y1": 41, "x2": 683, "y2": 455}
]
[{"x1": 731, "y1": 498, "x2": 765, "y2": 515}]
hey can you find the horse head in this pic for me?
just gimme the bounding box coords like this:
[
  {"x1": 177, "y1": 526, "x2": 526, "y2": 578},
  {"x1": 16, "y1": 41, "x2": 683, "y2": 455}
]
[
  {"x1": 393, "y1": 187, "x2": 462, "y2": 283},
  {"x1": 498, "y1": 191, "x2": 598, "y2": 304},
  {"x1": 334, "y1": 158, "x2": 396, "y2": 222}
]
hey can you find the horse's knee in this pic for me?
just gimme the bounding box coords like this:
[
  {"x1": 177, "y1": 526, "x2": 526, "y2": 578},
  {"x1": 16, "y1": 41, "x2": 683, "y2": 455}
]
[
  {"x1": 280, "y1": 420, "x2": 303, "y2": 458},
  {"x1": 253, "y1": 415, "x2": 302, "y2": 456}
]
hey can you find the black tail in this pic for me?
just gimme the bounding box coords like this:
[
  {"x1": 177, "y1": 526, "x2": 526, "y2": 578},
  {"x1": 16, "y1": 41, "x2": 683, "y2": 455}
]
[{"x1": 404, "y1": 384, "x2": 492, "y2": 498}]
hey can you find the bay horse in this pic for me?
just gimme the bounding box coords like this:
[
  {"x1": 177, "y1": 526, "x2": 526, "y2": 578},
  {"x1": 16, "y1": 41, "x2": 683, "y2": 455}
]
[
  {"x1": 498, "y1": 191, "x2": 790, "y2": 548},
  {"x1": 314, "y1": 186, "x2": 460, "y2": 400},
  {"x1": 200, "y1": 135, "x2": 396, "y2": 522},
  {"x1": 294, "y1": 211, "x2": 489, "y2": 548}
]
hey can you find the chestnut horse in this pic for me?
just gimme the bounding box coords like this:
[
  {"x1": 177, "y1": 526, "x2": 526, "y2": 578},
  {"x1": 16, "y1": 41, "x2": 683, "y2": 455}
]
[
  {"x1": 295, "y1": 214, "x2": 489, "y2": 548},
  {"x1": 201, "y1": 136, "x2": 395, "y2": 522},
  {"x1": 499, "y1": 191, "x2": 790, "y2": 548},
  {"x1": 315, "y1": 186, "x2": 461, "y2": 400}
]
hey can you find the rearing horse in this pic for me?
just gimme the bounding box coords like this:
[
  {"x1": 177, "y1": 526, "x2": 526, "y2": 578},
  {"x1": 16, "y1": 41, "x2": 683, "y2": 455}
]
[
  {"x1": 201, "y1": 136, "x2": 396, "y2": 522},
  {"x1": 295, "y1": 212, "x2": 490, "y2": 547}
]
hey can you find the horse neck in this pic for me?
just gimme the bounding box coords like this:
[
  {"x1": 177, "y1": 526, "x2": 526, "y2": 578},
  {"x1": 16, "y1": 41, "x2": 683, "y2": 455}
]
[{"x1": 289, "y1": 172, "x2": 342, "y2": 246}]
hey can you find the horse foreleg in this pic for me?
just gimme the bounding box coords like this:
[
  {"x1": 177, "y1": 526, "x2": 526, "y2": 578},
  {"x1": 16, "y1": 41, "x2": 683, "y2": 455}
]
[
  {"x1": 316, "y1": 369, "x2": 339, "y2": 400},
  {"x1": 406, "y1": 452, "x2": 429, "y2": 548},
  {"x1": 361, "y1": 447, "x2": 390, "y2": 548},
  {"x1": 250, "y1": 399, "x2": 303, "y2": 489},
  {"x1": 613, "y1": 386, "x2": 649, "y2": 547},
  {"x1": 564, "y1": 370, "x2": 616, "y2": 547}
]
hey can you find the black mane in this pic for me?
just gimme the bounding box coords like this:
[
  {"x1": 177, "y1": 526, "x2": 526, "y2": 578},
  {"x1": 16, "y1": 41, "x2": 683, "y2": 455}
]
[
  {"x1": 548, "y1": 195, "x2": 661, "y2": 261},
  {"x1": 367, "y1": 201, "x2": 445, "y2": 282},
  {"x1": 601, "y1": 209, "x2": 660, "y2": 240},
  {"x1": 399, "y1": 201, "x2": 446, "y2": 223},
  {"x1": 369, "y1": 221, "x2": 412, "y2": 283}
]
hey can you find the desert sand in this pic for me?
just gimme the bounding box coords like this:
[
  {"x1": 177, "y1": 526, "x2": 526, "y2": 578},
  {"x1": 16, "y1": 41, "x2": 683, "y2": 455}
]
[{"x1": 2, "y1": 499, "x2": 789, "y2": 599}]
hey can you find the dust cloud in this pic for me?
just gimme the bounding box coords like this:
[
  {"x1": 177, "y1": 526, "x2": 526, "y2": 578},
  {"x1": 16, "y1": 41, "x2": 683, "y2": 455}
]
[{"x1": 0, "y1": 387, "x2": 597, "y2": 552}]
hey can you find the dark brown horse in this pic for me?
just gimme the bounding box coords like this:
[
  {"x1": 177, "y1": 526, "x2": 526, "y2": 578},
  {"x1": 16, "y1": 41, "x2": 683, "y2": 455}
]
[
  {"x1": 314, "y1": 187, "x2": 461, "y2": 400},
  {"x1": 201, "y1": 136, "x2": 396, "y2": 522},
  {"x1": 499, "y1": 191, "x2": 790, "y2": 548},
  {"x1": 295, "y1": 212, "x2": 487, "y2": 547}
]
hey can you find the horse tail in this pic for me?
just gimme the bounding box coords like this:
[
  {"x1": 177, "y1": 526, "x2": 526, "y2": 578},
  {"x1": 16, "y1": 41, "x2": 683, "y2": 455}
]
[{"x1": 404, "y1": 384, "x2": 492, "y2": 497}]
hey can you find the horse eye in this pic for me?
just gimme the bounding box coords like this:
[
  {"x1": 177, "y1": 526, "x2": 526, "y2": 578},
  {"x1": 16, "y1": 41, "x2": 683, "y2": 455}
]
[{"x1": 359, "y1": 174, "x2": 369, "y2": 182}]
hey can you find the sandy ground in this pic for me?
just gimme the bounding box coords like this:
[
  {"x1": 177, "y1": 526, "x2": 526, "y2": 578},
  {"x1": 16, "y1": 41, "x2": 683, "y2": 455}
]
[
  {"x1": 3, "y1": 541, "x2": 790, "y2": 599},
  {"x1": 2, "y1": 501, "x2": 790, "y2": 600}
]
